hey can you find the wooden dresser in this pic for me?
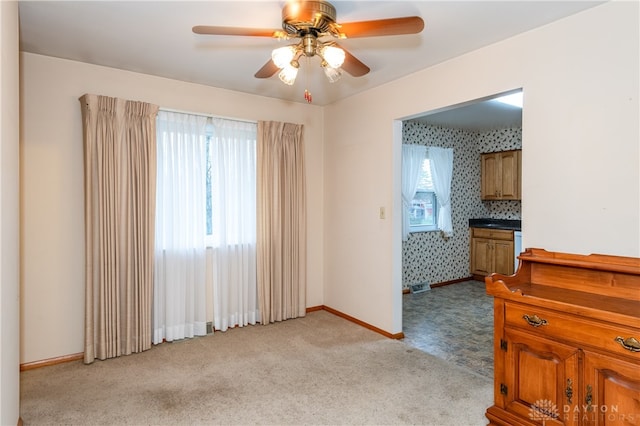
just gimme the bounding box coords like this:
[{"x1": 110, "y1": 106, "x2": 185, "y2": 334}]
[{"x1": 485, "y1": 248, "x2": 640, "y2": 426}]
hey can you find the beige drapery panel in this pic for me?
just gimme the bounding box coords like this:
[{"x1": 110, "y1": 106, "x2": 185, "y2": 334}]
[
  {"x1": 80, "y1": 94, "x2": 159, "y2": 364},
  {"x1": 257, "y1": 121, "x2": 306, "y2": 324}
]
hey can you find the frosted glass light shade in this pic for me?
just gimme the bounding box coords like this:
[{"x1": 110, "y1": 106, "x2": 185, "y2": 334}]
[
  {"x1": 323, "y1": 66, "x2": 342, "y2": 83},
  {"x1": 271, "y1": 46, "x2": 296, "y2": 69},
  {"x1": 321, "y1": 45, "x2": 345, "y2": 69},
  {"x1": 278, "y1": 65, "x2": 298, "y2": 85}
]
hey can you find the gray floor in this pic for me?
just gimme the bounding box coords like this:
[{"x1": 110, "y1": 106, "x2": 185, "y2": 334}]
[{"x1": 402, "y1": 280, "x2": 494, "y2": 379}]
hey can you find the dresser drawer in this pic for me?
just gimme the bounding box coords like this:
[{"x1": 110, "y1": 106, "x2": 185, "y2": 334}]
[
  {"x1": 504, "y1": 302, "x2": 640, "y2": 359},
  {"x1": 471, "y1": 227, "x2": 513, "y2": 241}
]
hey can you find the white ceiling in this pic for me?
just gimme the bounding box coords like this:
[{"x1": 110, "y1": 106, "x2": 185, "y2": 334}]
[
  {"x1": 19, "y1": 0, "x2": 602, "y2": 121},
  {"x1": 411, "y1": 93, "x2": 523, "y2": 130}
]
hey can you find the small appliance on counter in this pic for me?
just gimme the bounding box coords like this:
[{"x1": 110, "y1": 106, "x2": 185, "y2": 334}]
[{"x1": 514, "y1": 231, "x2": 522, "y2": 271}]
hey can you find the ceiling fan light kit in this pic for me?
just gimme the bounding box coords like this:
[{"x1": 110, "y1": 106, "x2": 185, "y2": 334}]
[
  {"x1": 193, "y1": 0, "x2": 424, "y2": 101},
  {"x1": 270, "y1": 34, "x2": 346, "y2": 85}
]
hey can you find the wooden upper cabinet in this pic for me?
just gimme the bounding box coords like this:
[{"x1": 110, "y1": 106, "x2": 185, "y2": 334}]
[{"x1": 481, "y1": 150, "x2": 522, "y2": 200}]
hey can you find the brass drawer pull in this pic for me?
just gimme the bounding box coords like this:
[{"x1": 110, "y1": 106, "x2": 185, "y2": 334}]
[
  {"x1": 614, "y1": 336, "x2": 640, "y2": 352},
  {"x1": 523, "y1": 314, "x2": 548, "y2": 327}
]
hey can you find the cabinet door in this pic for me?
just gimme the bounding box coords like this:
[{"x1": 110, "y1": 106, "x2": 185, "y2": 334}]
[
  {"x1": 499, "y1": 150, "x2": 521, "y2": 200},
  {"x1": 482, "y1": 153, "x2": 500, "y2": 200},
  {"x1": 503, "y1": 328, "x2": 580, "y2": 426},
  {"x1": 494, "y1": 240, "x2": 515, "y2": 275},
  {"x1": 471, "y1": 237, "x2": 492, "y2": 275},
  {"x1": 582, "y1": 351, "x2": 640, "y2": 426}
]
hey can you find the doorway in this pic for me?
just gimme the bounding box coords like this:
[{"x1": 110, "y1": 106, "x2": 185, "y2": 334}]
[{"x1": 398, "y1": 90, "x2": 523, "y2": 378}]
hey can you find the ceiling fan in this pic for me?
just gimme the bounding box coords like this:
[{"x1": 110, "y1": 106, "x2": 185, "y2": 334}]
[{"x1": 193, "y1": 0, "x2": 424, "y2": 96}]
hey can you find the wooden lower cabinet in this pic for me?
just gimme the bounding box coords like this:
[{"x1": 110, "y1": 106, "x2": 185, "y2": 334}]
[
  {"x1": 499, "y1": 327, "x2": 580, "y2": 426},
  {"x1": 471, "y1": 227, "x2": 514, "y2": 276},
  {"x1": 582, "y1": 351, "x2": 640, "y2": 425},
  {"x1": 485, "y1": 249, "x2": 640, "y2": 426}
]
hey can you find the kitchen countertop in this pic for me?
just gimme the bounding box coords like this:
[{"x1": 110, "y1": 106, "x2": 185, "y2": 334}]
[{"x1": 469, "y1": 218, "x2": 521, "y2": 231}]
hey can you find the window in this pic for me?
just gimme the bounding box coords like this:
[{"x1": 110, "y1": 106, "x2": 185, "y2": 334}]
[
  {"x1": 410, "y1": 158, "x2": 438, "y2": 232},
  {"x1": 205, "y1": 125, "x2": 257, "y2": 241},
  {"x1": 156, "y1": 113, "x2": 256, "y2": 249},
  {"x1": 204, "y1": 119, "x2": 257, "y2": 246}
]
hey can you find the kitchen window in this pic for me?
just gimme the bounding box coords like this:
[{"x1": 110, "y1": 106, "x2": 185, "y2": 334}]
[{"x1": 410, "y1": 158, "x2": 438, "y2": 232}]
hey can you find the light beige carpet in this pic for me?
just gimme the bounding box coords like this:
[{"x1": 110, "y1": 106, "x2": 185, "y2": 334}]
[{"x1": 20, "y1": 310, "x2": 492, "y2": 425}]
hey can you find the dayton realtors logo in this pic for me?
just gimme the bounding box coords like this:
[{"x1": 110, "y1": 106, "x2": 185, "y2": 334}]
[
  {"x1": 529, "y1": 400, "x2": 633, "y2": 423},
  {"x1": 563, "y1": 403, "x2": 632, "y2": 423}
]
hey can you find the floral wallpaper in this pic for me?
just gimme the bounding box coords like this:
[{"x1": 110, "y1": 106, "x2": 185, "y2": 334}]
[{"x1": 402, "y1": 123, "x2": 522, "y2": 288}]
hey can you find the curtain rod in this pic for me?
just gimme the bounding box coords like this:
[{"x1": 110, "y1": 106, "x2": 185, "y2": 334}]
[{"x1": 159, "y1": 107, "x2": 257, "y2": 125}]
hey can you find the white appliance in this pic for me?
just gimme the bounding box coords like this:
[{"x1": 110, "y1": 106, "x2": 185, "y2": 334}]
[{"x1": 514, "y1": 231, "x2": 522, "y2": 272}]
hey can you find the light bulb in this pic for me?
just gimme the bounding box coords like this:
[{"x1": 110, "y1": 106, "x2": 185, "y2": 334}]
[
  {"x1": 271, "y1": 46, "x2": 296, "y2": 69},
  {"x1": 323, "y1": 66, "x2": 342, "y2": 83},
  {"x1": 278, "y1": 65, "x2": 298, "y2": 85},
  {"x1": 321, "y1": 45, "x2": 345, "y2": 69}
]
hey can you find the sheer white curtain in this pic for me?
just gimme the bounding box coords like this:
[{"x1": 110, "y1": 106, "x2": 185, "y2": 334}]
[
  {"x1": 209, "y1": 118, "x2": 259, "y2": 331},
  {"x1": 401, "y1": 144, "x2": 427, "y2": 241},
  {"x1": 428, "y1": 147, "x2": 454, "y2": 237},
  {"x1": 154, "y1": 111, "x2": 208, "y2": 344}
]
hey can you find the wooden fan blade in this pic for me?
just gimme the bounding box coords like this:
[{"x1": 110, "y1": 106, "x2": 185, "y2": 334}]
[
  {"x1": 192, "y1": 25, "x2": 283, "y2": 38},
  {"x1": 255, "y1": 60, "x2": 279, "y2": 79},
  {"x1": 338, "y1": 46, "x2": 370, "y2": 77},
  {"x1": 337, "y1": 16, "x2": 424, "y2": 38}
]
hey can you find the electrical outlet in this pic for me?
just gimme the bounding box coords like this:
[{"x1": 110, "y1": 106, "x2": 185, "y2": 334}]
[{"x1": 379, "y1": 207, "x2": 385, "y2": 219}]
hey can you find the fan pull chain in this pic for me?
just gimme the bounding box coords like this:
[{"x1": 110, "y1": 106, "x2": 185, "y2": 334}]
[{"x1": 304, "y1": 56, "x2": 312, "y2": 103}]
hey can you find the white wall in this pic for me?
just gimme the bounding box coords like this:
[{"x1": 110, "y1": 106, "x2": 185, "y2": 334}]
[
  {"x1": 1, "y1": 1, "x2": 21, "y2": 423},
  {"x1": 20, "y1": 53, "x2": 325, "y2": 364},
  {"x1": 323, "y1": 2, "x2": 639, "y2": 335}
]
